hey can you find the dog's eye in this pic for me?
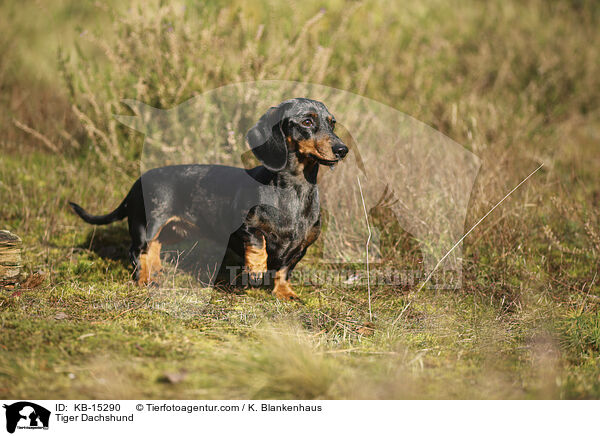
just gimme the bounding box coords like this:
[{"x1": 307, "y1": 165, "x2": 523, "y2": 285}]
[{"x1": 301, "y1": 119, "x2": 314, "y2": 127}]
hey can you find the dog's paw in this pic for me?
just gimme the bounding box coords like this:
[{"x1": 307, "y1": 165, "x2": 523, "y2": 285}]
[
  {"x1": 272, "y1": 282, "x2": 303, "y2": 303},
  {"x1": 245, "y1": 268, "x2": 267, "y2": 286}
]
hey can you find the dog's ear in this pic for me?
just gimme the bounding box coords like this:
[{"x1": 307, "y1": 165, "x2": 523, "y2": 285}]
[{"x1": 246, "y1": 105, "x2": 288, "y2": 172}]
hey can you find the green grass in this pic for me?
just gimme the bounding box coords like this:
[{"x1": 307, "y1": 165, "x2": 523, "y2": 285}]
[{"x1": 1, "y1": 0, "x2": 600, "y2": 399}]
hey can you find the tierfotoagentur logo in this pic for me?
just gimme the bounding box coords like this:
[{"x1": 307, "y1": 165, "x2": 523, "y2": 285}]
[{"x1": 2, "y1": 402, "x2": 50, "y2": 434}]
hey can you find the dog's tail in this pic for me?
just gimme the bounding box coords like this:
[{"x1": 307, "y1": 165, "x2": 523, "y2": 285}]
[{"x1": 69, "y1": 198, "x2": 127, "y2": 225}]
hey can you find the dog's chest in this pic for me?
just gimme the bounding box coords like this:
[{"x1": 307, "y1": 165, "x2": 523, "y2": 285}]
[{"x1": 262, "y1": 186, "x2": 321, "y2": 254}]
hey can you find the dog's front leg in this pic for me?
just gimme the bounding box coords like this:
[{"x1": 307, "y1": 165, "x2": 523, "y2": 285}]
[
  {"x1": 244, "y1": 232, "x2": 268, "y2": 286},
  {"x1": 273, "y1": 268, "x2": 301, "y2": 301}
]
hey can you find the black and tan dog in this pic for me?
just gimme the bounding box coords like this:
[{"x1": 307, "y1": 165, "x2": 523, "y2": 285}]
[{"x1": 69, "y1": 98, "x2": 348, "y2": 300}]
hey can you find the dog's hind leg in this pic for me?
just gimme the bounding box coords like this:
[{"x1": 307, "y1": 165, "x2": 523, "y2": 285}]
[
  {"x1": 128, "y1": 216, "x2": 148, "y2": 283},
  {"x1": 137, "y1": 240, "x2": 162, "y2": 285}
]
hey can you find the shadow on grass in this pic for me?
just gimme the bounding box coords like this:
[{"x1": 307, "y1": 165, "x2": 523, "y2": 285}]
[
  {"x1": 81, "y1": 223, "x2": 130, "y2": 265},
  {"x1": 78, "y1": 223, "x2": 246, "y2": 294}
]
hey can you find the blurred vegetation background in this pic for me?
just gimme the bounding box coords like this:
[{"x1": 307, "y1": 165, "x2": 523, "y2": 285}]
[{"x1": 1, "y1": 0, "x2": 599, "y2": 399}]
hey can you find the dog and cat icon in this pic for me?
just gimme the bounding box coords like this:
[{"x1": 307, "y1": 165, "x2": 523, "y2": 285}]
[{"x1": 3, "y1": 402, "x2": 50, "y2": 433}]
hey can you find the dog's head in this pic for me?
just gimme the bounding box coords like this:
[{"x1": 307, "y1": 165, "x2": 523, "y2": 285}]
[{"x1": 246, "y1": 98, "x2": 348, "y2": 172}]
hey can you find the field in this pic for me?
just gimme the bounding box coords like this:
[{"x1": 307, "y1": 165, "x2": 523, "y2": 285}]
[{"x1": 1, "y1": 0, "x2": 599, "y2": 399}]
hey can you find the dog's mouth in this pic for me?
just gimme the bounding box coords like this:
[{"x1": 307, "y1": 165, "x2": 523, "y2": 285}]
[{"x1": 312, "y1": 155, "x2": 340, "y2": 166}]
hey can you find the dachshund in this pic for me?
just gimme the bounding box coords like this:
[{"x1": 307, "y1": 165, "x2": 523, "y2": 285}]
[{"x1": 69, "y1": 98, "x2": 348, "y2": 301}]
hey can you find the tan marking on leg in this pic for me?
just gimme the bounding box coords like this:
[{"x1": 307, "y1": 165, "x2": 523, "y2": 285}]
[
  {"x1": 272, "y1": 268, "x2": 300, "y2": 301},
  {"x1": 244, "y1": 236, "x2": 267, "y2": 280},
  {"x1": 137, "y1": 240, "x2": 162, "y2": 285},
  {"x1": 137, "y1": 216, "x2": 199, "y2": 285}
]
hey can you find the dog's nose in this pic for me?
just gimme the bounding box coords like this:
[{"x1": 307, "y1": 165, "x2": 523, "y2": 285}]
[{"x1": 332, "y1": 143, "x2": 348, "y2": 159}]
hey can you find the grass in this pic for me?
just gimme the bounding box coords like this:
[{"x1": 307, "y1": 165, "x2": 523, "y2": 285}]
[{"x1": 1, "y1": 0, "x2": 600, "y2": 399}]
